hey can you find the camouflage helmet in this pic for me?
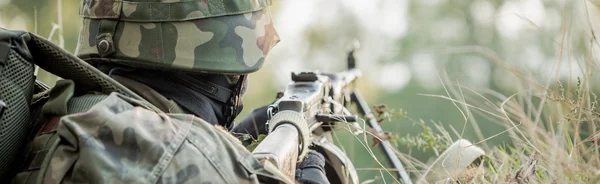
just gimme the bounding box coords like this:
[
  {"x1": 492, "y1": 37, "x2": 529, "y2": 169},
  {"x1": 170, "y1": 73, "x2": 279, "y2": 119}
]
[{"x1": 75, "y1": 0, "x2": 280, "y2": 74}]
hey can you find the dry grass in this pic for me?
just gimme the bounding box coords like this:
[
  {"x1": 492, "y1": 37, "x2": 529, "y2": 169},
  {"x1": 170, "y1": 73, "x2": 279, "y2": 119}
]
[
  {"x1": 333, "y1": 1, "x2": 600, "y2": 183},
  {"x1": 364, "y1": 1, "x2": 600, "y2": 183}
]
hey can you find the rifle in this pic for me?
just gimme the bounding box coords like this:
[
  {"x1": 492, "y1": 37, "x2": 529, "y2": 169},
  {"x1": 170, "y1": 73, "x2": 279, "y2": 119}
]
[{"x1": 251, "y1": 48, "x2": 413, "y2": 184}]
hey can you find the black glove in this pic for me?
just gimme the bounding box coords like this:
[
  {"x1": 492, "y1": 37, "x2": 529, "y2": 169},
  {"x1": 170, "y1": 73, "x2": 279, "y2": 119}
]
[
  {"x1": 295, "y1": 150, "x2": 330, "y2": 184},
  {"x1": 232, "y1": 105, "x2": 269, "y2": 140}
]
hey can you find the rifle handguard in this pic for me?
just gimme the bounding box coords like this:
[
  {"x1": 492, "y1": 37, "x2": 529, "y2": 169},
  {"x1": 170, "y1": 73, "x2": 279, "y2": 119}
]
[{"x1": 268, "y1": 110, "x2": 310, "y2": 163}]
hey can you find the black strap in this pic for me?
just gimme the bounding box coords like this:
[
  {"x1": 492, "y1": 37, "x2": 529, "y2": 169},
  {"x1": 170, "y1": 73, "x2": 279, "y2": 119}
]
[
  {"x1": 180, "y1": 73, "x2": 243, "y2": 127},
  {"x1": 177, "y1": 74, "x2": 233, "y2": 104}
]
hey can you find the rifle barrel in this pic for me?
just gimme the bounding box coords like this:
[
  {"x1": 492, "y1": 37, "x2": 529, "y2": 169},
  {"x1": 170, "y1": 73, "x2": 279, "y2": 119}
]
[{"x1": 351, "y1": 90, "x2": 412, "y2": 184}]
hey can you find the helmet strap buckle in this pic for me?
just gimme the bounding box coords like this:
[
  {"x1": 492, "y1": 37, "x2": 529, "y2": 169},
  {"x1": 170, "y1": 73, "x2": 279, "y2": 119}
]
[
  {"x1": 96, "y1": 33, "x2": 116, "y2": 57},
  {"x1": 96, "y1": 19, "x2": 119, "y2": 57}
]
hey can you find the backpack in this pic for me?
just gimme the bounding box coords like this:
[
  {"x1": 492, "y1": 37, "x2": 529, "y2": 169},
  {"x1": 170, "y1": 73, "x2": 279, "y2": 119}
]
[{"x1": 0, "y1": 28, "x2": 157, "y2": 180}]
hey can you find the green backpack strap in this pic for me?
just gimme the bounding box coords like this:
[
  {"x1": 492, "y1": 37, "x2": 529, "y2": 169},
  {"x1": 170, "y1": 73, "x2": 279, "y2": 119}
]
[{"x1": 26, "y1": 32, "x2": 163, "y2": 114}]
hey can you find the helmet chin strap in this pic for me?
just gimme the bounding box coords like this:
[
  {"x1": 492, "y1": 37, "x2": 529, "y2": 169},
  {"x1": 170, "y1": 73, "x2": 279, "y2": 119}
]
[{"x1": 224, "y1": 75, "x2": 247, "y2": 126}]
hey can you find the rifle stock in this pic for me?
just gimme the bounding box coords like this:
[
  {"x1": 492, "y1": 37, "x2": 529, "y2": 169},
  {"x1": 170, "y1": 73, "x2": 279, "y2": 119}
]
[{"x1": 252, "y1": 124, "x2": 299, "y2": 179}]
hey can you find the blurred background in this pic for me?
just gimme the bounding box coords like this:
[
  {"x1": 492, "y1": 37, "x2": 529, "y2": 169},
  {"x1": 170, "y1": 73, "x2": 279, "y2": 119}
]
[{"x1": 1, "y1": 0, "x2": 595, "y2": 182}]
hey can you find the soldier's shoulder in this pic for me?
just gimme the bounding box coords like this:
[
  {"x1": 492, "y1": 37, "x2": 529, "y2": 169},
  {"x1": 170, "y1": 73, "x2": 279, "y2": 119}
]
[{"x1": 41, "y1": 93, "x2": 280, "y2": 183}]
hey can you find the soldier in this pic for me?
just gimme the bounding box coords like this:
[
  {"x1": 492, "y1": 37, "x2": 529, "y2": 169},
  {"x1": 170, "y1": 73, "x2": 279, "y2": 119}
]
[{"x1": 11, "y1": 0, "x2": 329, "y2": 183}]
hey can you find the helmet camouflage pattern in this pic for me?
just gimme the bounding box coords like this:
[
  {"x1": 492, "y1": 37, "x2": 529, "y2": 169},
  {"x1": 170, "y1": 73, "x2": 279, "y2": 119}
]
[{"x1": 75, "y1": 0, "x2": 280, "y2": 74}]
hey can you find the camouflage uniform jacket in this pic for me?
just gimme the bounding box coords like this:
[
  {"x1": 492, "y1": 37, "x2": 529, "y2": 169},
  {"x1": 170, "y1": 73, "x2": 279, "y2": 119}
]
[{"x1": 13, "y1": 78, "x2": 288, "y2": 184}]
